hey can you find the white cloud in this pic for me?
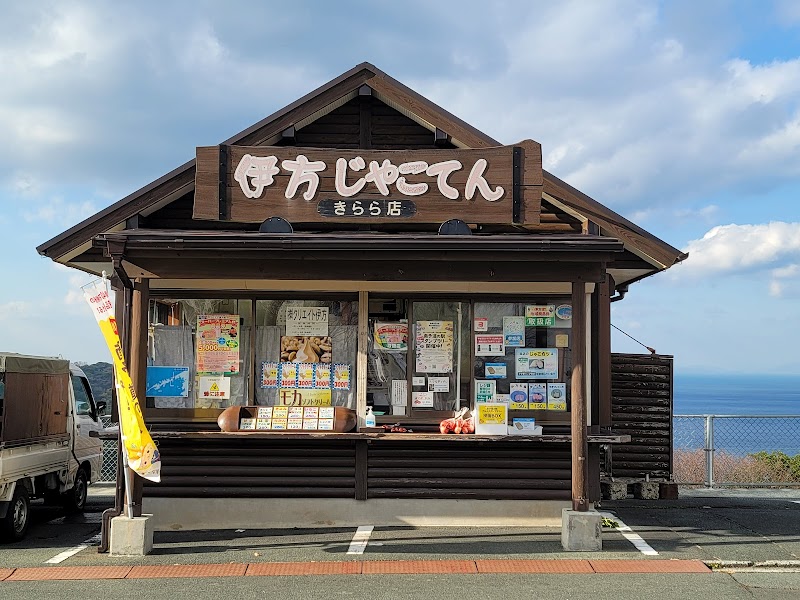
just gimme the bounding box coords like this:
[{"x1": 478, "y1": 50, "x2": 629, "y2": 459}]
[
  {"x1": 0, "y1": 301, "x2": 32, "y2": 321},
  {"x1": 23, "y1": 197, "x2": 96, "y2": 225},
  {"x1": 768, "y1": 263, "x2": 800, "y2": 297},
  {"x1": 678, "y1": 222, "x2": 800, "y2": 278},
  {"x1": 674, "y1": 205, "x2": 719, "y2": 221}
]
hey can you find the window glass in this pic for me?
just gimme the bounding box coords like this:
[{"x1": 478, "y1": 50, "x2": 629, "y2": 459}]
[
  {"x1": 254, "y1": 299, "x2": 358, "y2": 409},
  {"x1": 473, "y1": 300, "x2": 572, "y2": 419},
  {"x1": 72, "y1": 376, "x2": 94, "y2": 417},
  {"x1": 368, "y1": 299, "x2": 409, "y2": 417},
  {"x1": 148, "y1": 299, "x2": 252, "y2": 409},
  {"x1": 411, "y1": 301, "x2": 470, "y2": 412}
]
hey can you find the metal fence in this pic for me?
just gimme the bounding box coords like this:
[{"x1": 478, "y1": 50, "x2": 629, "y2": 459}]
[
  {"x1": 674, "y1": 415, "x2": 800, "y2": 487},
  {"x1": 99, "y1": 415, "x2": 117, "y2": 482}
]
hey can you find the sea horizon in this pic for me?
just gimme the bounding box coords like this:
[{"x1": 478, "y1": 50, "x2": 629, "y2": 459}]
[{"x1": 674, "y1": 373, "x2": 800, "y2": 416}]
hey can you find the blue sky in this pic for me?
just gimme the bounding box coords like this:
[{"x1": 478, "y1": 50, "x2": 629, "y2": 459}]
[{"x1": 1, "y1": 0, "x2": 799, "y2": 375}]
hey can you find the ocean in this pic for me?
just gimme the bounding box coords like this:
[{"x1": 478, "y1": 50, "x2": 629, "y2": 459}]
[
  {"x1": 674, "y1": 374, "x2": 800, "y2": 416},
  {"x1": 673, "y1": 374, "x2": 800, "y2": 456}
]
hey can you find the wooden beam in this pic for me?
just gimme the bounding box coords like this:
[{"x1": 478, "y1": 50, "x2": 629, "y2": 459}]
[
  {"x1": 359, "y1": 94, "x2": 372, "y2": 149},
  {"x1": 571, "y1": 281, "x2": 588, "y2": 512},
  {"x1": 596, "y1": 276, "x2": 612, "y2": 429},
  {"x1": 357, "y1": 291, "x2": 368, "y2": 428}
]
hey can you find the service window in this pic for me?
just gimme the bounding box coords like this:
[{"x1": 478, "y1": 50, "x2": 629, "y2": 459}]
[
  {"x1": 254, "y1": 299, "x2": 358, "y2": 410},
  {"x1": 368, "y1": 299, "x2": 469, "y2": 417},
  {"x1": 472, "y1": 300, "x2": 573, "y2": 420},
  {"x1": 147, "y1": 298, "x2": 252, "y2": 410}
]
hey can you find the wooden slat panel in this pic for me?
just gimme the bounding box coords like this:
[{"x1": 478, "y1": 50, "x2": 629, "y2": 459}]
[
  {"x1": 369, "y1": 488, "x2": 569, "y2": 500},
  {"x1": 606, "y1": 353, "x2": 674, "y2": 481},
  {"x1": 369, "y1": 478, "x2": 570, "y2": 490}
]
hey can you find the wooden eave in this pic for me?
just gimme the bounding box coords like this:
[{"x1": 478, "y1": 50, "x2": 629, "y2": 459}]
[
  {"x1": 37, "y1": 61, "x2": 686, "y2": 278},
  {"x1": 93, "y1": 230, "x2": 623, "y2": 283}
]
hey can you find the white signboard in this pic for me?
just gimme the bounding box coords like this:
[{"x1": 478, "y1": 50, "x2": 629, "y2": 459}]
[
  {"x1": 475, "y1": 334, "x2": 504, "y2": 356},
  {"x1": 515, "y1": 348, "x2": 559, "y2": 379},
  {"x1": 285, "y1": 306, "x2": 329, "y2": 337},
  {"x1": 197, "y1": 375, "x2": 231, "y2": 401},
  {"x1": 412, "y1": 391, "x2": 434, "y2": 407},
  {"x1": 427, "y1": 376, "x2": 450, "y2": 393}
]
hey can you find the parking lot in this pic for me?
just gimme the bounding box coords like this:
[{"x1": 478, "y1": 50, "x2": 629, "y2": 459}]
[{"x1": 2, "y1": 485, "x2": 799, "y2": 569}]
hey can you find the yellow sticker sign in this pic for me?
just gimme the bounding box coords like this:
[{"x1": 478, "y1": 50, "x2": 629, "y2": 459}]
[
  {"x1": 478, "y1": 404, "x2": 507, "y2": 425},
  {"x1": 278, "y1": 388, "x2": 332, "y2": 406}
]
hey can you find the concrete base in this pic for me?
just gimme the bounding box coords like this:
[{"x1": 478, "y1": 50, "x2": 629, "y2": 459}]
[
  {"x1": 110, "y1": 514, "x2": 154, "y2": 556},
  {"x1": 144, "y1": 498, "x2": 569, "y2": 531},
  {"x1": 633, "y1": 482, "x2": 660, "y2": 500},
  {"x1": 561, "y1": 509, "x2": 602, "y2": 551},
  {"x1": 601, "y1": 481, "x2": 629, "y2": 500},
  {"x1": 659, "y1": 482, "x2": 679, "y2": 500}
]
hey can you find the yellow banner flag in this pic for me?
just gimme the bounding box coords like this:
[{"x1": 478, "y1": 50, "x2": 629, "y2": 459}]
[{"x1": 83, "y1": 280, "x2": 161, "y2": 482}]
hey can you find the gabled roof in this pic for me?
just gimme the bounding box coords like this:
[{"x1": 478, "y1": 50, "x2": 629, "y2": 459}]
[{"x1": 37, "y1": 62, "x2": 686, "y2": 276}]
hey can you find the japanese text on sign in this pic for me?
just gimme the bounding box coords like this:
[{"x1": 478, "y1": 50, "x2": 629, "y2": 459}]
[
  {"x1": 318, "y1": 199, "x2": 416, "y2": 218},
  {"x1": 234, "y1": 154, "x2": 504, "y2": 202},
  {"x1": 285, "y1": 306, "x2": 329, "y2": 337}
]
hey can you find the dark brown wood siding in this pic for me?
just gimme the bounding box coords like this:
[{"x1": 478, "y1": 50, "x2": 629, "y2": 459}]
[
  {"x1": 144, "y1": 436, "x2": 573, "y2": 501},
  {"x1": 604, "y1": 353, "x2": 673, "y2": 480}
]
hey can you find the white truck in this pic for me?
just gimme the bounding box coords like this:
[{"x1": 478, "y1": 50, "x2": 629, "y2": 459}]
[{"x1": 0, "y1": 353, "x2": 104, "y2": 541}]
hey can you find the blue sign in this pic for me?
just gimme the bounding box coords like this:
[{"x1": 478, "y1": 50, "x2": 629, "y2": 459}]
[{"x1": 146, "y1": 366, "x2": 190, "y2": 397}]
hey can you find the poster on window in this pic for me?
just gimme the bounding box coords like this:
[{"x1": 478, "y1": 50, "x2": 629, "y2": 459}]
[
  {"x1": 260, "y1": 362, "x2": 279, "y2": 389},
  {"x1": 373, "y1": 322, "x2": 408, "y2": 352},
  {"x1": 285, "y1": 306, "x2": 329, "y2": 337},
  {"x1": 515, "y1": 348, "x2": 559, "y2": 379},
  {"x1": 415, "y1": 320, "x2": 453, "y2": 373},
  {"x1": 146, "y1": 366, "x2": 190, "y2": 397},
  {"x1": 197, "y1": 375, "x2": 231, "y2": 400},
  {"x1": 503, "y1": 316, "x2": 525, "y2": 347},
  {"x1": 280, "y1": 335, "x2": 332, "y2": 363},
  {"x1": 475, "y1": 334, "x2": 504, "y2": 356},
  {"x1": 525, "y1": 305, "x2": 555, "y2": 327},
  {"x1": 196, "y1": 314, "x2": 240, "y2": 374}
]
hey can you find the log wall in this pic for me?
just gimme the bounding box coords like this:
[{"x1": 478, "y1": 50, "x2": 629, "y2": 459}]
[
  {"x1": 605, "y1": 353, "x2": 673, "y2": 480},
  {"x1": 144, "y1": 436, "x2": 573, "y2": 501}
]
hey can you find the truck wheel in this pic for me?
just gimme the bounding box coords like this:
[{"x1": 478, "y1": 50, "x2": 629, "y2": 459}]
[
  {"x1": 63, "y1": 468, "x2": 88, "y2": 513},
  {"x1": 0, "y1": 486, "x2": 30, "y2": 542}
]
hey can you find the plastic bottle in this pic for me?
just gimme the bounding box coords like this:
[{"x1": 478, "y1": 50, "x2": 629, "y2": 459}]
[{"x1": 365, "y1": 406, "x2": 376, "y2": 428}]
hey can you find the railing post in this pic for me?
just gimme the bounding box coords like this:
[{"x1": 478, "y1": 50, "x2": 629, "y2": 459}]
[{"x1": 704, "y1": 415, "x2": 715, "y2": 488}]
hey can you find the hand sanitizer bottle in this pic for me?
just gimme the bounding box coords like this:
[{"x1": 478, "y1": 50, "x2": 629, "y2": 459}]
[{"x1": 365, "y1": 406, "x2": 376, "y2": 428}]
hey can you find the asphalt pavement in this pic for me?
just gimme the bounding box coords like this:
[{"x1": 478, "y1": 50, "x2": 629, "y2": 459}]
[{"x1": 1, "y1": 484, "x2": 799, "y2": 599}]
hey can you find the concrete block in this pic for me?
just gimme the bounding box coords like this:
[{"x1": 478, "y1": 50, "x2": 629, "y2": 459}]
[
  {"x1": 110, "y1": 514, "x2": 154, "y2": 556},
  {"x1": 561, "y1": 509, "x2": 602, "y2": 552},
  {"x1": 633, "y1": 482, "x2": 660, "y2": 500},
  {"x1": 659, "y1": 482, "x2": 679, "y2": 500},
  {"x1": 601, "y1": 481, "x2": 629, "y2": 500}
]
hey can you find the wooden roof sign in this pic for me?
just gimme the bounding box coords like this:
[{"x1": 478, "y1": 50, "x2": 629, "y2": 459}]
[{"x1": 194, "y1": 141, "x2": 542, "y2": 224}]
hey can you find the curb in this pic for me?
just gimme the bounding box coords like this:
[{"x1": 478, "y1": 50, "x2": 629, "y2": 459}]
[{"x1": 705, "y1": 560, "x2": 800, "y2": 570}]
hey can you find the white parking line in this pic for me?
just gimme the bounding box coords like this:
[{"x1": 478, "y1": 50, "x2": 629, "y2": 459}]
[
  {"x1": 45, "y1": 532, "x2": 102, "y2": 564},
  {"x1": 346, "y1": 525, "x2": 374, "y2": 555},
  {"x1": 600, "y1": 511, "x2": 659, "y2": 556}
]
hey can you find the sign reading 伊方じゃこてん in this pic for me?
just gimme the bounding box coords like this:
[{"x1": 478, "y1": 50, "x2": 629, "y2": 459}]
[{"x1": 193, "y1": 143, "x2": 542, "y2": 225}]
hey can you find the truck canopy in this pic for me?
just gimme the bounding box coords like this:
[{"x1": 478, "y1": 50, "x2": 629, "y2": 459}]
[{"x1": 0, "y1": 353, "x2": 70, "y2": 375}]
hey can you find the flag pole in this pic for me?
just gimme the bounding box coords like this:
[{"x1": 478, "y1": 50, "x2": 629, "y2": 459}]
[{"x1": 103, "y1": 272, "x2": 135, "y2": 518}]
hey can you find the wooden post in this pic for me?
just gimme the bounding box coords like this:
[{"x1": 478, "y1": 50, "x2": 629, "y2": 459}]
[
  {"x1": 571, "y1": 281, "x2": 588, "y2": 511},
  {"x1": 127, "y1": 278, "x2": 149, "y2": 517},
  {"x1": 596, "y1": 276, "x2": 612, "y2": 429},
  {"x1": 356, "y1": 290, "x2": 369, "y2": 428}
]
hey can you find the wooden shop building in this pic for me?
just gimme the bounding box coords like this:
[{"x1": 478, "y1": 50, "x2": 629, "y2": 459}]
[{"x1": 37, "y1": 63, "x2": 686, "y2": 537}]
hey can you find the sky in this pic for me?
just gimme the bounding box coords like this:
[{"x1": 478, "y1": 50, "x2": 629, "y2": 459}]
[{"x1": 1, "y1": 0, "x2": 799, "y2": 375}]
